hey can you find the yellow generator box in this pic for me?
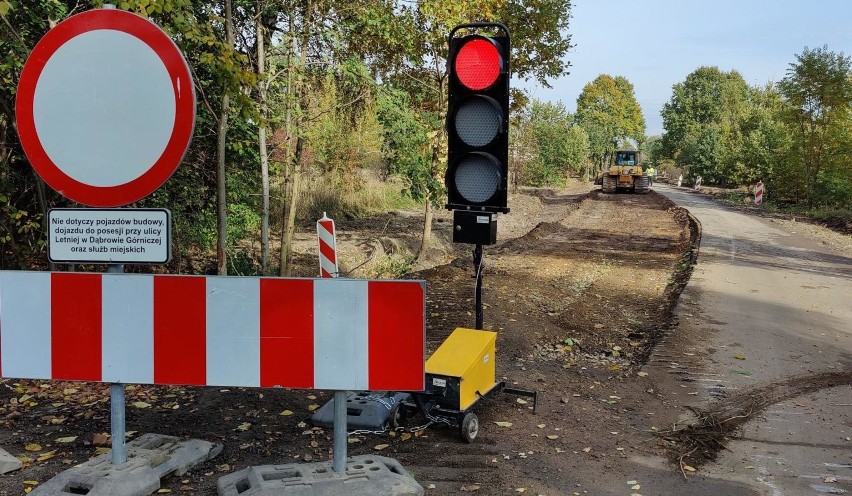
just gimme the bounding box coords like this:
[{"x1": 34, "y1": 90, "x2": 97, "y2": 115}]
[{"x1": 425, "y1": 328, "x2": 497, "y2": 411}]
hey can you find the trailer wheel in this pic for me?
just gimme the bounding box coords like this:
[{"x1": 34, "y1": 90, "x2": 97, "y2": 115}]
[
  {"x1": 460, "y1": 412, "x2": 479, "y2": 443},
  {"x1": 388, "y1": 402, "x2": 405, "y2": 430}
]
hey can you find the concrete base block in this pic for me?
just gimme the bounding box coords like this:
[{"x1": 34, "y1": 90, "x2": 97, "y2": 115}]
[
  {"x1": 32, "y1": 433, "x2": 222, "y2": 496},
  {"x1": 217, "y1": 455, "x2": 424, "y2": 496},
  {"x1": 0, "y1": 447, "x2": 22, "y2": 474}
]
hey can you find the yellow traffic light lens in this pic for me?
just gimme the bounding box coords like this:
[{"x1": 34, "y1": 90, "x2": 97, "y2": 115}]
[{"x1": 454, "y1": 96, "x2": 501, "y2": 147}]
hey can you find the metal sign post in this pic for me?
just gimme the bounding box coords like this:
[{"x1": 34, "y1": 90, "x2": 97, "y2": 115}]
[
  {"x1": 108, "y1": 263, "x2": 126, "y2": 465},
  {"x1": 317, "y1": 214, "x2": 347, "y2": 473}
]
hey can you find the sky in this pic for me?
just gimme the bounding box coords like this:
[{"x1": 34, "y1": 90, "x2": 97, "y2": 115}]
[{"x1": 520, "y1": 0, "x2": 851, "y2": 136}]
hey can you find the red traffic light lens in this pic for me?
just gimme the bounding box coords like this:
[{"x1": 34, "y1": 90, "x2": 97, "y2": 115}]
[{"x1": 455, "y1": 38, "x2": 501, "y2": 90}]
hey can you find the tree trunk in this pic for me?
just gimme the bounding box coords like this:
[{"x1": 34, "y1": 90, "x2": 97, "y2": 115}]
[
  {"x1": 215, "y1": 0, "x2": 235, "y2": 276},
  {"x1": 279, "y1": 6, "x2": 310, "y2": 276},
  {"x1": 256, "y1": 5, "x2": 270, "y2": 274},
  {"x1": 417, "y1": 196, "x2": 433, "y2": 259},
  {"x1": 281, "y1": 138, "x2": 303, "y2": 276}
]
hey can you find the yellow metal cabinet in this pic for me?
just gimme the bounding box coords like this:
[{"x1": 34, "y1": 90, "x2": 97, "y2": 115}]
[{"x1": 425, "y1": 328, "x2": 498, "y2": 411}]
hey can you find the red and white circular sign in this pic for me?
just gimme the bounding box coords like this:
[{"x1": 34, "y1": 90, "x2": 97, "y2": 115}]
[{"x1": 15, "y1": 8, "x2": 195, "y2": 207}]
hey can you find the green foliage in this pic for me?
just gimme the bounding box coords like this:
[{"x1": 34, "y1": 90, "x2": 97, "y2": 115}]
[
  {"x1": 778, "y1": 45, "x2": 852, "y2": 206},
  {"x1": 375, "y1": 87, "x2": 439, "y2": 203},
  {"x1": 576, "y1": 74, "x2": 646, "y2": 169},
  {"x1": 661, "y1": 48, "x2": 851, "y2": 210},
  {"x1": 521, "y1": 100, "x2": 589, "y2": 186}
]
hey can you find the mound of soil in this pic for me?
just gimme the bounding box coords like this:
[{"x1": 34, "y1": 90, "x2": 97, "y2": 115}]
[{"x1": 0, "y1": 185, "x2": 698, "y2": 495}]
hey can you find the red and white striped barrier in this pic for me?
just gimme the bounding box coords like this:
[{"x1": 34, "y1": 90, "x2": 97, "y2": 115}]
[
  {"x1": 317, "y1": 214, "x2": 338, "y2": 278},
  {"x1": 694, "y1": 176, "x2": 702, "y2": 191},
  {"x1": 0, "y1": 272, "x2": 424, "y2": 391},
  {"x1": 755, "y1": 181, "x2": 764, "y2": 206}
]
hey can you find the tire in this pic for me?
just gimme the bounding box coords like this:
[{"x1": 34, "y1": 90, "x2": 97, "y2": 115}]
[
  {"x1": 388, "y1": 402, "x2": 405, "y2": 430},
  {"x1": 460, "y1": 412, "x2": 479, "y2": 443}
]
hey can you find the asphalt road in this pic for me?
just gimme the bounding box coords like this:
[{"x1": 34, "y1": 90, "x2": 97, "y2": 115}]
[{"x1": 654, "y1": 184, "x2": 852, "y2": 495}]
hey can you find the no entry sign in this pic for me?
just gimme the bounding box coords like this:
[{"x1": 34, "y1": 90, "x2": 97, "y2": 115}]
[{"x1": 15, "y1": 8, "x2": 195, "y2": 207}]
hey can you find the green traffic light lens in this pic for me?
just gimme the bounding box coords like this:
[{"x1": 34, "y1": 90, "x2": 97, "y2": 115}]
[
  {"x1": 455, "y1": 96, "x2": 501, "y2": 147},
  {"x1": 454, "y1": 154, "x2": 501, "y2": 204},
  {"x1": 455, "y1": 38, "x2": 501, "y2": 91}
]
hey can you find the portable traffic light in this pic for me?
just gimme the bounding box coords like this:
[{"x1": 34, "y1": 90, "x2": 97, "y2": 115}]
[{"x1": 445, "y1": 23, "x2": 510, "y2": 214}]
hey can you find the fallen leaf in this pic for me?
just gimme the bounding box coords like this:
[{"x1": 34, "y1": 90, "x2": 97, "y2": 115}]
[
  {"x1": 307, "y1": 404, "x2": 320, "y2": 412},
  {"x1": 400, "y1": 433, "x2": 412, "y2": 441},
  {"x1": 632, "y1": 484, "x2": 641, "y2": 490},
  {"x1": 373, "y1": 444, "x2": 389, "y2": 451},
  {"x1": 93, "y1": 433, "x2": 110, "y2": 445},
  {"x1": 494, "y1": 421, "x2": 513, "y2": 428},
  {"x1": 16, "y1": 455, "x2": 32, "y2": 464},
  {"x1": 55, "y1": 436, "x2": 77, "y2": 443},
  {"x1": 626, "y1": 481, "x2": 638, "y2": 485},
  {"x1": 236, "y1": 422, "x2": 251, "y2": 431},
  {"x1": 734, "y1": 354, "x2": 745, "y2": 360},
  {"x1": 637, "y1": 371, "x2": 649, "y2": 377},
  {"x1": 94, "y1": 447, "x2": 110, "y2": 455},
  {"x1": 537, "y1": 424, "x2": 546, "y2": 429},
  {"x1": 131, "y1": 401, "x2": 151, "y2": 409},
  {"x1": 683, "y1": 464, "x2": 696, "y2": 472},
  {"x1": 24, "y1": 444, "x2": 42, "y2": 452},
  {"x1": 546, "y1": 435, "x2": 559, "y2": 440},
  {"x1": 582, "y1": 447, "x2": 591, "y2": 453},
  {"x1": 460, "y1": 485, "x2": 480, "y2": 492},
  {"x1": 279, "y1": 410, "x2": 294, "y2": 416},
  {"x1": 157, "y1": 490, "x2": 172, "y2": 494},
  {"x1": 516, "y1": 488, "x2": 526, "y2": 493},
  {"x1": 23, "y1": 481, "x2": 38, "y2": 486},
  {"x1": 516, "y1": 398, "x2": 528, "y2": 405},
  {"x1": 37, "y1": 450, "x2": 56, "y2": 462}
]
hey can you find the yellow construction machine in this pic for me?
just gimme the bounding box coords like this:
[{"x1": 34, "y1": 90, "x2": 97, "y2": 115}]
[{"x1": 593, "y1": 150, "x2": 650, "y2": 194}]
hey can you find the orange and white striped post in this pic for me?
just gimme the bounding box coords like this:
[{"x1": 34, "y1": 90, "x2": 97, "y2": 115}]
[
  {"x1": 317, "y1": 213, "x2": 338, "y2": 279},
  {"x1": 755, "y1": 181, "x2": 764, "y2": 206}
]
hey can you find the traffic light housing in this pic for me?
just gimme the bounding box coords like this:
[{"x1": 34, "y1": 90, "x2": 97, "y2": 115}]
[{"x1": 445, "y1": 23, "x2": 510, "y2": 214}]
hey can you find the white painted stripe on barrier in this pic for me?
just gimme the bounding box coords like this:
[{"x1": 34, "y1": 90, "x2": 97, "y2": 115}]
[
  {"x1": 207, "y1": 277, "x2": 260, "y2": 387},
  {"x1": 313, "y1": 278, "x2": 369, "y2": 389},
  {"x1": 102, "y1": 274, "x2": 154, "y2": 383},
  {"x1": 0, "y1": 271, "x2": 52, "y2": 379}
]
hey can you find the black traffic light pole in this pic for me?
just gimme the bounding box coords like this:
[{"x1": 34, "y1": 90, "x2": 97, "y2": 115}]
[{"x1": 473, "y1": 243, "x2": 484, "y2": 330}]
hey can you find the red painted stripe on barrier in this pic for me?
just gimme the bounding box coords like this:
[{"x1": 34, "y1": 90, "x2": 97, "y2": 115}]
[
  {"x1": 319, "y1": 239, "x2": 336, "y2": 265},
  {"x1": 259, "y1": 278, "x2": 314, "y2": 388},
  {"x1": 154, "y1": 276, "x2": 206, "y2": 385},
  {"x1": 51, "y1": 273, "x2": 102, "y2": 381},
  {"x1": 367, "y1": 281, "x2": 424, "y2": 390}
]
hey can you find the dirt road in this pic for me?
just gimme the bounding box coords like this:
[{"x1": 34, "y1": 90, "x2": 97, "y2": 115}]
[
  {"x1": 1, "y1": 185, "x2": 849, "y2": 495},
  {"x1": 649, "y1": 184, "x2": 852, "y2": 495}
]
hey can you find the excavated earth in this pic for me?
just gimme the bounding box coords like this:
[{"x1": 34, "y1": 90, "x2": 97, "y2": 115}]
[{"x1": 0, "y1": 185, "x2": 706, "y2": 495}]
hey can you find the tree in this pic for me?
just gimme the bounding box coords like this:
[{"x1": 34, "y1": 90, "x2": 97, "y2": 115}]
[
  {"x1": 778, "y1": 45, "x2": 852, "y2": 206},
  {"x1": 576, "y1": 74, "x2": 646, "y2": 171},
  {"x1": 660, "y1": 66, "x2": 749, "y2": 183},
  {"x1": 521, "y1": 100, "x2": 589, "y2": 185}
]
